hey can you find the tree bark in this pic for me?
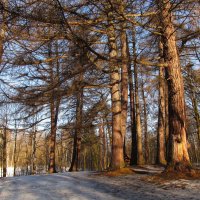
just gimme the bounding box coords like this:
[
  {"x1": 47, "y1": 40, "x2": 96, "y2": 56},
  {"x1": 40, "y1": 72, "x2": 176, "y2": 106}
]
[
  {"x1": 191, "y1": 91, "x2": 200, "y2": 144},
  {"x1": 134, "y1": 64, "x2": 145, "y2": 165},
  {"x1": 119, "y1": 5, "x2": 129, "y2": 166},
  {"x1": 69, "y1": 86, "x2": 83, "y2": 172},
  {"x1": 159, "y1": 0, "x2": 191, "y2": 172},
  {"x1": 0, "y1": 0, "x2": 7, "y2": 63},
  {"x1": 141, "y1": 78, "x2": 150, "y2": 164},
  {"x1": 107, "y1": 7, "x2": 124, "y2": 169},
  {"x1": 186, "y1": 65, "x2": 200, "y2": 145},
  {"x1": 128, "y1": 31, "x2": 137, "y2": 166},
  {"x1": 13, "y1": 120, "x2": 17, "y2": 176},
  {"x1": 48, "y1": 42, "x2": 61, "y2": 173},
  {"x1": 157, "y1": 65, "x2": 167, "y2": 165},
  {"x1": 31, "y1": 123, "x2": 37, "y2": 174},
  {"x1": 3, "y1": 126, "x2": 7, "y2": 177},
  {"x1": 49, "y1": 99, "x2": 57, "y2": 173},
  {"x1": 165, "y1": 77, "x2": 169, "y2": 159},
  {"x1": 156, "y1": 40, "x2": 167, "y2": 165},
  {"x1": 99, "y1": 123, "x2": 103, "y2": 171},
  {"x1": 1, "y1": 0, "x2": 7, "y2": 177},
  {"x1": 102, "y1": 120, "x2": 107, "y2": 170}
]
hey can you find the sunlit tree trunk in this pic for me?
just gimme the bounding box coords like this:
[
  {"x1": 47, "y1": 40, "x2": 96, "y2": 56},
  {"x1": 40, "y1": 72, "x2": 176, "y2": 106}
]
[
  {"x1": 157, "y1": 66, "x2": 167, "y2": 165},
  {"x1": 134, "y1": 64, "x2": 144, "y2": 165},
  {"x1": 156, "y1": 40, "x2": 167, "y2": 165},
  {"x1": 120, "y1": 10, "x2": 129, "y2": 165},
  {"x1": 159, "y1": 0, "x2": 191, "y2": 171},
  {"x1": 107, "y1": 7, "x2": 124, "y2": 169}
]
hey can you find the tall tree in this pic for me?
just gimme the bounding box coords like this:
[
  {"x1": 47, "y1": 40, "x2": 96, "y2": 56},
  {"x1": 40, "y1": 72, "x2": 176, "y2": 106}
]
[
  {"x1": 107, "y1": 2, "x2": 124, "y2": 169},
  {"x1": 119, "y1": 2, "x2": 129, "y2": 164},
  {"x1": 69, "y1": 84, "x2": 83, "y2": 171},
  {"x1": 185, "y1": 65, "x2": 200, "y2": 145},
  {"x1": 141, "y1": 77, "x2": 150, "y2": 164},
  {"x1": 2, "y1": 123, "x2": 7, "y2": 177},
  {"x1": 129, "y1": 29, "x2": 137, "y2": 165},
  {"x1": 158, "y1": 0, "x2": 191, "y2": 172},
  {"x1": 157, "y1": 41, "x2": 167, "y2": 165},
  {"x1": 134, "y1": 63, "x2": 145, "y2": 165},
  {"x1": 48, "y1": 43, "x2": 61, "y2": 173}
]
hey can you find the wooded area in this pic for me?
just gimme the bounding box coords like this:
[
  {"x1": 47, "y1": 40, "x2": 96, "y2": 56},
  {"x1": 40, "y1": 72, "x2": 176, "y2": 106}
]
[{"x1": 0, "y1": 0, "x2": 199, "y2": 177}]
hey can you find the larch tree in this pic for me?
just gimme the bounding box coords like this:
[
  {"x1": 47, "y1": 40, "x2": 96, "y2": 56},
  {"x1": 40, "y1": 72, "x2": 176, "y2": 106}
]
[
  {"x1": 134, "y1": 63, "x2": 145, "y2": 165},
  {"x1": 129, "y1": 29, "x2": 137, "y2": 166},
  {"x1": 106, "y1": 2, "x2": 124, "y2": 169},
  {"x1": 156, "y1": 40, "x2": 167, "y2": 166},
  {"x1": 158, "y1": 0, "x2": 192, "y2": 172}
]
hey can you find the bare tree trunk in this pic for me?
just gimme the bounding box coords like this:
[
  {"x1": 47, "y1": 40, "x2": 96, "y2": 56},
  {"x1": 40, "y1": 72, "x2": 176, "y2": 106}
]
[
  {"x1": 45, "y1": 135, "x2": 49, "y2": 172},
  {"x1": 49, "y1": 95, "x2": 60, "y2": 172},
  {"x1": 69, "y1": 88, "x2": 83, "y2": 172},
  {"x1": 0, "y1": 0, "x2": 7, "y2": 63},
  {"x1": 186, "y1": 66, "x2": 200, "y2": 145},
  {"x1": 59, "y1": 132, "x2": 64, "y2": 172},
  {"x1": 120, "y1": 11, "x2": 129, "y2": 166},
  {"x1": 98, "y1": 120, "x2": 107, "y2": 170},
  {"x1": 159, "y1": 0, "x2": 191, "y2": 172},
  {"x1": 165, "y1": 78, "x2": 169, "y2": 159},
  {"x1": 134, "y1": 64, "x2": 144, "y2": 165},
  {"x1": 31, "y1": 123, "x2": 37, "y2": 174},
  {"x1": 13, "y1": 120, "x2": 17, "y2": 176},
  {"x1": 3, "y1": 126, "x2": 7, "y2": 177},
  {"x1": 0, "y1": 131, "x2": 3, "y2": 177},
  {"x1": 141, "y1": 78, "x2": 150, "y2": 164},
  {"x1": 191, "y1": 94, "x2": 200, "y2": 144},
  {"x1": 1, "y1": 0, "x2": 7, "y2": 178},
  {"x1": 128, "y1": 31, "x2": 137, "y2": 165},
  {"x1": 157, "y1": 65, "x2": 167, "y2": 165},
  {"x1": 99, "y1": 123, "x2": 103, "y2": 171},
  {"x1": 102, "y1": 120, "x2": 107, "y2": 170},
  {"x1": 49, "y1": 99, "x2": 57, "y2": 173},
  {"x1": 48, "y1": 42, "x2": 61, "y2": 173},
  {"x1": 25, "y1": 144, "x2": 29, "y2": 175},
  {"x1": 156, "y1": 40, "x2": 167, "y2": 165},
  {"x1": 106, "y1": 118, "x2": 112, "y2": 167},
  {"x1": 107, "y1": 7, "x2": 124, "y2": 169}
]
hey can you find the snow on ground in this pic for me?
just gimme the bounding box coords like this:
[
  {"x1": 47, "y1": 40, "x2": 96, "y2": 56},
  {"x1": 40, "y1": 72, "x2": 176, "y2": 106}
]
[{"x1": 0, "y1": 166, "x2": 200, "y2": 200}]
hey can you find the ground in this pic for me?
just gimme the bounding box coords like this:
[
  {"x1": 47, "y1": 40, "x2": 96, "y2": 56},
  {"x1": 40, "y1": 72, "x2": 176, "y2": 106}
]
[{"x1": 0, "y1": 166, "x2": 200, "y2": 200}]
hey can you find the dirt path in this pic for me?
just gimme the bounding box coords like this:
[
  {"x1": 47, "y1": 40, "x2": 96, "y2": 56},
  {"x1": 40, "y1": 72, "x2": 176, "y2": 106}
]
[{"x1": 0, "y1": 166, "x2": 200, "y2": 200}]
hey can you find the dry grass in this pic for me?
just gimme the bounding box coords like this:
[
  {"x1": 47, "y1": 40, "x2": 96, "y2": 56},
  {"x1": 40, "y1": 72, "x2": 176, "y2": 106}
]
[
  {"x1": 142, "y1": 169, "x2": 200, "y2": 184},
  {"x1": 95, "y1": 167, "x2": 135, "y2": 177}
]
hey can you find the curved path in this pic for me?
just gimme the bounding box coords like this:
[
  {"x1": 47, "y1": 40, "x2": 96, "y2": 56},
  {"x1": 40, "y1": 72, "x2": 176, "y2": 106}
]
[{"x1": 0, "y1": 167, "x2": 200, "y2": 200}]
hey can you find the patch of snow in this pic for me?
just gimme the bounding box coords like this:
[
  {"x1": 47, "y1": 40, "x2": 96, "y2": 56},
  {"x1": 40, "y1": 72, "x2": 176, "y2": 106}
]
[{"x1": 0, "y1": 170, "x2": 200, "y2": 200}]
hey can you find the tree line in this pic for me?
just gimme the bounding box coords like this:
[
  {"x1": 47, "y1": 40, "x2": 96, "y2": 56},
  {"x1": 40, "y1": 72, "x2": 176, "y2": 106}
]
[{"x1": 0, "y1": 0, "x2": 199, "y2": 177}]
